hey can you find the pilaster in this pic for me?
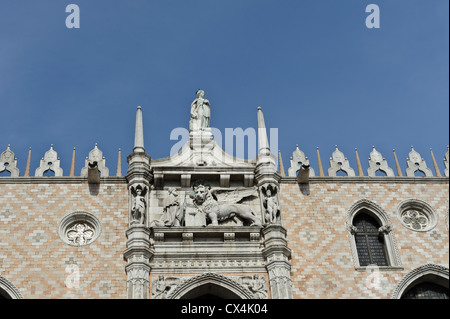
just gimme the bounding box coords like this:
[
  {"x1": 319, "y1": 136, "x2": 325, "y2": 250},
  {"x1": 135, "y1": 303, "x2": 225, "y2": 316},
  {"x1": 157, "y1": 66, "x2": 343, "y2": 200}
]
[{"x1": 262, "y1": 225, "x2": 293, "y2": 299}]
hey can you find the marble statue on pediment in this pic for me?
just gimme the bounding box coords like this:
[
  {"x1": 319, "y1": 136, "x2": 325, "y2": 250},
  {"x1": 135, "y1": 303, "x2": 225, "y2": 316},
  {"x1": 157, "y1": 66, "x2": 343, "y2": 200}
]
[{"x1": 190, "y1": 89, "x2": 211, "y2": 131}]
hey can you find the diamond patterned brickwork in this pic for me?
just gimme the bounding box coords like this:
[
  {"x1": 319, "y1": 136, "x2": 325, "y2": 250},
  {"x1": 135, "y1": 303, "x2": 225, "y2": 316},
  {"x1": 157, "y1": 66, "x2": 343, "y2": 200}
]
[
  {"x1": 280, "y1": 181, "x2": 449, "y2": 299},
  {"x1": 0, "y1": 182, "x2": 128, "y2": 298}
]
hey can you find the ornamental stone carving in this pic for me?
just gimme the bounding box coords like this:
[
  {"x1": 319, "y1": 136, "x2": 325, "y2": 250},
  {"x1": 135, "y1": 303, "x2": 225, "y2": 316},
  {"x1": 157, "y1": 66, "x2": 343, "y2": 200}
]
[
  {"x1": 35, "y1": 145, "x2": 63, "y2": 176},
  {"x1": 57, "y1": 211, "x2": 102, "y2": 246},
  {"x1": 67, "y1": 223, "x2": 95, "y2": 246},
  {"x1": 152, "y1": 273, "x2": 264, "y2": 299},
  {"x1": 0, "y1": 145, "x2": 20, "y2": 177},
  {"x1": 190, "y1": 182, "x2": 261, "y2": 227},
  {"x1": 397, "y1": 199, "x2": 437, "y2": 232},
  {"x1": 152, "y1": 275, "x2": 182, "y2": 299},
  {"x1": 367, "y1": 146, "x2": 394, "y2": 177},
  {"x1": 287, "y1": 145, "x2": 315, "y2": 177},
  {"x1": 80, "y1": 143, "x2": 109, "y2": 177},
  {"x1": 328, "y1": 146, "x2": 355, "y2": 177},
  {"x1": 405, "y1": 147, "x2": 433, "y2": 177}
]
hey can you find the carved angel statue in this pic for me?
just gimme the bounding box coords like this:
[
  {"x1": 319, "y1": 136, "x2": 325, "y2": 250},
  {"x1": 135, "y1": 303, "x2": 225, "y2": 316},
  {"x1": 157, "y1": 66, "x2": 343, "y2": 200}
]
[
  {"x1": 190, "y1": 89, "x2": 210, "y2": 131},
  {"x1": 131, "y1": 186, "x2": 147, "y2": 225}
]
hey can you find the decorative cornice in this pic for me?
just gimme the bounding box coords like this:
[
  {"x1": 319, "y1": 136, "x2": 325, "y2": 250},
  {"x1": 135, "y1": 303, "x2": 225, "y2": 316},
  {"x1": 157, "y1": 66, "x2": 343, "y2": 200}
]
[
  {"x1": 0, "y1": 176, "x2": 127, "y2": 184},
  {"x1": 280, "y1": 176, "x2": 449, "y2": 184}
]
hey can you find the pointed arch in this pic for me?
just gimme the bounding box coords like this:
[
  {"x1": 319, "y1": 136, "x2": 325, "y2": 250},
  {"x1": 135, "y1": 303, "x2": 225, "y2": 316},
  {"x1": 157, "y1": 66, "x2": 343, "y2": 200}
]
[
  {"x1": 346, "y1": 199, "x2": 402, "y2": 269},
  {"x1": 168, "y1": 272, "x2": 255, "y2": 299},
  {"x1": 391, "y1": 264, "x2": 449, "y2": 299},
  {"x1": 0, "y1": 276, "x2": 23, "y2": 299}
]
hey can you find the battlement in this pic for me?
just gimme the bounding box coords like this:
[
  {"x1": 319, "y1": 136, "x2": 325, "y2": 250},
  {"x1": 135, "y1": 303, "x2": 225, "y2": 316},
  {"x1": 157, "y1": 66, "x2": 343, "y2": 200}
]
[{"x1": 1, "y1": 143, "x2": 448, "y2": 180}]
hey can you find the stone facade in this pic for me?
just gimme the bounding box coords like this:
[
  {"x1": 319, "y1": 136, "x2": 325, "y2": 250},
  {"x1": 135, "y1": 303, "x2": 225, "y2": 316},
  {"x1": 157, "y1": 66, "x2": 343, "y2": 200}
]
[
  {"x1": 0, "y1": 91, "x2": 448, "y2": 299},
  {"x1": 281, "y1": 179, "x2": 449, "y2": 299},
  {"x1": 0, "y1": 180, "x2": 128, "y2": 298}
]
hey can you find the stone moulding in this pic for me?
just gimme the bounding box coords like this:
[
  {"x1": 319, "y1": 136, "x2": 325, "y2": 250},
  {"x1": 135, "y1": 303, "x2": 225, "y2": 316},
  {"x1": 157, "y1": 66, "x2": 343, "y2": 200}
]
[
  {"x1": 0, "y1": 176, "x2": 127, "y2": 184},
  {"x1": 391, "y1": 264, "x2": 449, "y2": 299},
  {"x1": 0, "y1": 275, "x2": 24, "y2": 299},
  {"x1": 280, "y1": 176, "x2": 449, "y2": 184},
  {"x1": 167, "y1": 272, "x2": 256, "y2": 299}
]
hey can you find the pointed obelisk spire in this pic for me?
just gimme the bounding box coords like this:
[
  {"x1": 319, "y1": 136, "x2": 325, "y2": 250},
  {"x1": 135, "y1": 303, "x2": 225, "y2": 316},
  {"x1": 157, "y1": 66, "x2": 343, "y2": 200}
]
[
  {"x1": 430, "y1": 148, "x2": 442, "y2": 177},
  {"x1": 278, "y1": 150, "x2": 286, "y2": 177},
  {"x1": 355, "y1": 148, "x2": 364, "y2": 177},
  {"x1": 393, "y1": 149, "x2": 403, "y2": 176},
  {"x1": 134, "y1": 106, "x2": 145, "y2": 153},
  {"x1": 257, "y1": 107, "x2": 271, "y2": 157},
  {"x1": 316, "y1": 147, "x2": 325, "y2": 177},
  {"x1": 24, "y1": 147, "x2": 32, "y2": 177},
  {"x1": 116, "y1": 148, "x2": 122, "y2": 177},
  {"x1": 69, "y1": 147, "x2": 76, "y2": 177}
]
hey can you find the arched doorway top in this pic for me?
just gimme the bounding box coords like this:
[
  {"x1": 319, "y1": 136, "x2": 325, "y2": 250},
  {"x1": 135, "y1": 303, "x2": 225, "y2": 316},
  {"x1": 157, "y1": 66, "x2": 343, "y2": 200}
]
[
  {"x1": 168, "y1": 272, "x2": 256, "y2": 299},
  {"x1": 391, "y1": 264, "x2": 449, "y2": 299},
  {"x1": 0, "y1": 276, "x2": 23, "y2": 299}
]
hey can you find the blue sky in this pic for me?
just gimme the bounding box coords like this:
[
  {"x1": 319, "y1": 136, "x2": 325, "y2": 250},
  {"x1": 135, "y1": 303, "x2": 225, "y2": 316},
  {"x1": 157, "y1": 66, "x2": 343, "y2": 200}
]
[{"x1": 0, "y1": 0, "x2": 448, "y2": 177}]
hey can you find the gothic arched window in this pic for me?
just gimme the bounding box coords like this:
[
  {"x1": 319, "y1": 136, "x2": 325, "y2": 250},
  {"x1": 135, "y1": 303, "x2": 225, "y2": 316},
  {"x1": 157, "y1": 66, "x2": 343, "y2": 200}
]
[
  {"x1": 353, "y1": 212, "x2": 389, "y2": 267},
  {"x1": 346, "y1": 200, "x2": 403, "y2": 270}
]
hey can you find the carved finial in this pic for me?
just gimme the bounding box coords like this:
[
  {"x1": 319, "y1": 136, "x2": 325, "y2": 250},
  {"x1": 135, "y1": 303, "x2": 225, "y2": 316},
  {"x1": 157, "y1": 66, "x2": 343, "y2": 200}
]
[
  {"x1": 406, "y1": 147, "x2": 433, "y2": 177},
  {"x1": 116, "y1": 148, "x2": 122, "y2": 177},
  {"x1": 288, "y1": 146, "x2": 315, "y2": 177},
  {"x1": 134, "y1": 106, "x2": 145, "y2": 153},
  {"x1": 24, "y1": 147, "x2": 32, "y2": 177},
  {"x1": 368, "y1": 147, "x2": 394, "y2": 177},
  {"x1": 316, "y1": 147, "x2": 324, "y2": 177},
  {"x1": 81, "y1": 144, "x2": 109, "y2": 177},
  {"x1": 1, "y1": 145, "x2": 20, "y2": 177},
  {"x1": 69, "y1": 147, "x2": 76, "y2": 177},
  {"x1": 392, "y1": 149, "x2": 403, "y2": 176},
  {"x1": 429, "y1": 148, "x2": 442, "y2": 177},
  {"x1": 328, "y1": 147, "x2": 355, "y2": 177},
  {"x1": 354, "y1": 148, "x2": 364, "y2": 177},
  {"x1": 278, "y1": 150, "x2": 286, "y2": 177},
  {"x1": 35, "y1": 145, "x2": 63, "y2": 177},
  {"x1": 257, "y1": 106, "x2": 262, "y2": 111},
  {"x1": 257, "y1": 106, "x2": 271, "y2": 158}
]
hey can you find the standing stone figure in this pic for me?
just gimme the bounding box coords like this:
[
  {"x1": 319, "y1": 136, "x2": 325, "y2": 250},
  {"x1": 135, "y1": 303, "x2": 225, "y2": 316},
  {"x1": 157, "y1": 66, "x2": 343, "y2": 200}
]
[
  {"x1": 131, "y1": 186, "x2": 147, "y2": 225},
  {"x1": 152, "y1": 188, "x2": 183, "y2": 227},
  {"x1": 263, "y1": 188, "x2": 280, "y2": 225},
  {"x1": 190, "y1": 89, "x2": 210, "y2": 131}
]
